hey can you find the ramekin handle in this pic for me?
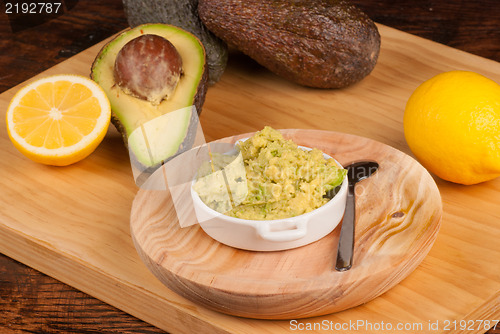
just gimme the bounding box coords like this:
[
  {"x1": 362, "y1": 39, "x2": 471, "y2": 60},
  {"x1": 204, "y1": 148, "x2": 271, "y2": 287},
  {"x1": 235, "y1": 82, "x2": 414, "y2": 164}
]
[{"x1": 256, "y1": 219, "x2": 308, "y2": 242}]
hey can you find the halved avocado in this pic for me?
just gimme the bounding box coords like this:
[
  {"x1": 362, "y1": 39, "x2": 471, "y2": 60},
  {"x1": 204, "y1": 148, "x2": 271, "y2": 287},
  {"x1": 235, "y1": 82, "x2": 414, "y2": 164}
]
[{"x1": 91, "y1": 23, "x2": 208, "y2": 171}]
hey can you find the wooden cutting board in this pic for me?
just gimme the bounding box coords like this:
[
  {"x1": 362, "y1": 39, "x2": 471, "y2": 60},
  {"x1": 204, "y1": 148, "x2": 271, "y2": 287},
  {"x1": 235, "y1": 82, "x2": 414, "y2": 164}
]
[
  {"x1": 0, "y1": 24, "x2": 499, "y2": 334},
  {"x1": 131, "y1": 130, "x2": 442, "y2": 319}
]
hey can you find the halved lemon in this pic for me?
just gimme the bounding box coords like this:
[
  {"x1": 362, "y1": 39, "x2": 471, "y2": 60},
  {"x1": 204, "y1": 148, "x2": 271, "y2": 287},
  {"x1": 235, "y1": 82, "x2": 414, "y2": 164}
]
[{"x1": 6, "y1": 74, "x2": 111, "y2": 166}]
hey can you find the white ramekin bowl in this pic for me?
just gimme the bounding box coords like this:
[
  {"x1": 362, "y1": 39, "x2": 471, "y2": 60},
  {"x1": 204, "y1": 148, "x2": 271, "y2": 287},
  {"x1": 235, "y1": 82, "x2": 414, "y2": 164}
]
[{"x1": 190, "y1": 147, "x2": 348, "y2": 251}]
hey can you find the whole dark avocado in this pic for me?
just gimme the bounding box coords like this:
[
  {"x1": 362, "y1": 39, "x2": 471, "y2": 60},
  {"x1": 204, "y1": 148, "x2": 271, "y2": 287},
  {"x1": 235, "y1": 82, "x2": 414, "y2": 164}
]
[
  {"x1": 122, "y1": 0, "x2": 228, "y2": 85},
  {"x1": 198, "y1": 0, "x2": 381, "y2": 88}
]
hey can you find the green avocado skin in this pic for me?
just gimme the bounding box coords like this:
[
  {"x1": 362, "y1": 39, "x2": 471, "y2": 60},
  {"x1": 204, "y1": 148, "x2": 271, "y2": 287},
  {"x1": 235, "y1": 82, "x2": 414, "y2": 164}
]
[
  {"x1": 122, "y1": 0, "x2": 227, "y2": 85},
  {"x1": 198, "y1": 0, "x2": 381, "y2": 88}
]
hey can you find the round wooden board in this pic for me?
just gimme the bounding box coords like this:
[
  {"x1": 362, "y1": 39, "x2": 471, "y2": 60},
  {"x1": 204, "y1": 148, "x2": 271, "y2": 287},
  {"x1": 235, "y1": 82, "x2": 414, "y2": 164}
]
[{"x1": 130, "y1": 129, "x2": 442, "y2": 319}]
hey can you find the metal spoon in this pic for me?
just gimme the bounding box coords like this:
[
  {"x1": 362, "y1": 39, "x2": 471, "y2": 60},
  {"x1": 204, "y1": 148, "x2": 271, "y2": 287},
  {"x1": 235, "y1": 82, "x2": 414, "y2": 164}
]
[{"x1": 334, "y1": 161, "x2": 379, "y2": 271}]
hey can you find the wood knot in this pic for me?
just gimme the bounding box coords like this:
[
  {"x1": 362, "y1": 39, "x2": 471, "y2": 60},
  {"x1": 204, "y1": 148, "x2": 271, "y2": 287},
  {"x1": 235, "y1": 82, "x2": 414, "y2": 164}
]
[{"x1": 391, "y1": 211, "x2": 405, "y2": 218}]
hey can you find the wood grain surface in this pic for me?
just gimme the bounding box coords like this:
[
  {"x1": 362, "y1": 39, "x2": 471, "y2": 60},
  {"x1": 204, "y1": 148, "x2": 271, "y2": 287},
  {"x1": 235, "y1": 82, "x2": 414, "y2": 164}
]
[
  {"x1": 0, "y1": 0, "x2": 499, "y2": 333},
  {"x1": 131, "y1": 130, "x2": 442, "y2": 319}
]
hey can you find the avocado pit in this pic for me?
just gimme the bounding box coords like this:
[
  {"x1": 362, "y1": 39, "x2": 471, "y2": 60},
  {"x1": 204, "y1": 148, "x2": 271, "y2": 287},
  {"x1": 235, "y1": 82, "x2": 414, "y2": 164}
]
[{"x1": 114, "y1": 34, "x2": 183, "y2": 105}]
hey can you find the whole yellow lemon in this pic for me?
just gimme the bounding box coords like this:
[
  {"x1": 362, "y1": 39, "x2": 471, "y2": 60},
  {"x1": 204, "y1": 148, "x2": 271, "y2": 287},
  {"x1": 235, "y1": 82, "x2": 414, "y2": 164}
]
[{"x1": 404, "y1": 70, "x2": 500, "y2": 185}]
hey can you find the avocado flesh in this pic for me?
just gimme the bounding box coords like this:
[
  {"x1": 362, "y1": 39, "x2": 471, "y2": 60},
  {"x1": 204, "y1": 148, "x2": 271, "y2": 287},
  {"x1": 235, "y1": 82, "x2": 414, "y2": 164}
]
[
  {"x1": 127, "y1": 106, "x2": 194, "y2": 167},
  {"x1": 91, "y1": 24, "x2": 207, "y2": 168}
]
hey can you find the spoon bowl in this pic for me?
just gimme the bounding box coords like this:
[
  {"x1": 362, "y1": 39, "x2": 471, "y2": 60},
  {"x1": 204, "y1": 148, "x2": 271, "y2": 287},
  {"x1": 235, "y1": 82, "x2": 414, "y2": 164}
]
[{"x1": 347, "y1": 161, "x2": 380, "y2": 184}]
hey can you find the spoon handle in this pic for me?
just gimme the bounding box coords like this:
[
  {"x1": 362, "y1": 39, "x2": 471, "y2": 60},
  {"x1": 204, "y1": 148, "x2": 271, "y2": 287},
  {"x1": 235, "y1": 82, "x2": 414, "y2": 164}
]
[{"x1": 335, "y1": 185, "x2": 355, "y2": 271}]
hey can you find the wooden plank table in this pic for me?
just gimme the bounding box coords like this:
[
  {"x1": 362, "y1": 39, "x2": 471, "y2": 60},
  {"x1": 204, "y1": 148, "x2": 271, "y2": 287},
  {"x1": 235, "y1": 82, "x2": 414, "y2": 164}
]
[{"x1": 1, "y1": 0, "x2": 499, "y2": 333}]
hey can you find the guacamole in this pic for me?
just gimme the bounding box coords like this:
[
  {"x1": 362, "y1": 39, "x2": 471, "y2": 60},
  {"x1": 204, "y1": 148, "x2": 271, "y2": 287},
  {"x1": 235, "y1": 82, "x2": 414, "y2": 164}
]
[{"x1": 194, "y1": 126, "x2": 346, "y2": 220}]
